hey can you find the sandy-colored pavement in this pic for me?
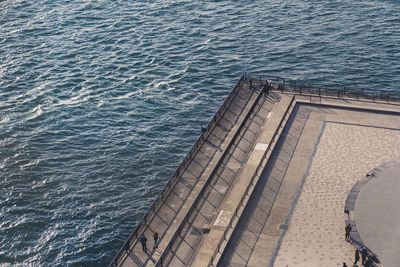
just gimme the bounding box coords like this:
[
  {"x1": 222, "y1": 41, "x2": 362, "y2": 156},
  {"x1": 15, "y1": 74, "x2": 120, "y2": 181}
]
[{"x1": 274, "y1": 122, "x2": 400, "y2": 267}]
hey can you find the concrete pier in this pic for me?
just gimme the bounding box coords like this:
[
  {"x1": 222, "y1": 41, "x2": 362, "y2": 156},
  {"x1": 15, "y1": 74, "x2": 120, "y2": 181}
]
[{"x1": 111, "y1": 76, "x2": 400, "y2": 267}]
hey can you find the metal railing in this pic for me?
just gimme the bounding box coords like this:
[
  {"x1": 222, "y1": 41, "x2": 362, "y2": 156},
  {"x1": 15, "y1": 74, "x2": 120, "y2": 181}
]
[
  {"x1": 109, "y1": 76, "x2": 247, "y2": 267},
  {"x1": 247, "y1": 74, "x2": 400, "y2": 103}
]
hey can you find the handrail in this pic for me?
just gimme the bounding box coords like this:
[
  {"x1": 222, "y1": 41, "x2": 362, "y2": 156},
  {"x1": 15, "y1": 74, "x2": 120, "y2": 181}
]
[
  {"x1": 247, "y1": 74, "x2": 400, "y2": 103},
  {"x1": 208, "y1": 95, "x2": 295, "y2": 267},
  {"x1": 109, "y1": 75, "x2": 246, "y2": 266}
]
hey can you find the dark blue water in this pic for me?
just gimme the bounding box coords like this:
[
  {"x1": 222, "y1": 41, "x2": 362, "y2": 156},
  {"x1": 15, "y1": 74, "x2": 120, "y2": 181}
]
[{"x1": 1, "y1": 0, "x2": 399, "y2": 265}]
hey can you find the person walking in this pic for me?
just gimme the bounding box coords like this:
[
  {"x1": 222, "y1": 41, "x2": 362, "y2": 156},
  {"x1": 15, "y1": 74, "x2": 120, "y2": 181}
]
[
  {"x1": 354, "y1": 249, "x2": 360, "y2": 265},
  {"x1": 139, "y1": 235, "x2": 147, "y2": 252},
  {"x1": 153, "y1": 232, "x2": 159, "y2": 249},
  {"x1": 345, "y1": 223, "x2": 352, "y2": 242}
]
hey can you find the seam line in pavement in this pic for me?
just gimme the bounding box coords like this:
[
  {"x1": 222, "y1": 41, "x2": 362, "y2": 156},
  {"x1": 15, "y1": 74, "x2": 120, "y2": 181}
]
[{"x1": 325, "y1": 120, "x2": 400, "y2": 131}]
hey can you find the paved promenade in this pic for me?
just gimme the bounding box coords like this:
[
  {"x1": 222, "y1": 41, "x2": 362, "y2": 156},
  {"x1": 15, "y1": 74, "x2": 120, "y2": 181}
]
[
  {"x1": 112, "y1": 77, "x2": 400, "y2": 267},
  {"x1": 273, "y1": 112, "x2": 400, "y2": 266}
]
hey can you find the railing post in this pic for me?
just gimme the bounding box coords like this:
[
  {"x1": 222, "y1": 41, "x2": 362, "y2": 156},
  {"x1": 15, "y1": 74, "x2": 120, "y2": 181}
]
[{"x1": 178, "y1": 229, "x2": 182, "y2": 238}]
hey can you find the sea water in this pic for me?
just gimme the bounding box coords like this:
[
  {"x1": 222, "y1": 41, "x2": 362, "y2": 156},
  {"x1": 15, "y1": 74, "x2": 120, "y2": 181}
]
[{"x1": 1, "y1": 0, "x2": 400, "y2": 265}]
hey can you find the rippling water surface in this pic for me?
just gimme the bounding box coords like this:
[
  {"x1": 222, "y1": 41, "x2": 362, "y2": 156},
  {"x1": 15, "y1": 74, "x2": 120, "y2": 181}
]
[{"x1": 1, "y1": 0, "x2": 400, "y2": 265}]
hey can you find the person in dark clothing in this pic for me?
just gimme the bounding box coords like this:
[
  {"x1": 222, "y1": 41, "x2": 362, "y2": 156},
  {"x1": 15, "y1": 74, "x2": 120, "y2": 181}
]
[
  {"x1": 343, "y1": 262, "x2": 348, "y2": 267},
  {"x1": 139, "y1": 235, "x2": 147, "y2": 252},
  {"x1": 153, "y1": 232, "x2": 158, "y2": 249},
  {"x1": 345, "y1": 223, "x2": 352, "y2": 242},
  {"x1": 365, "y1": 253, "x2": 377, "y2": 267},
  {"x1": 365, "y1": 254, "x2": 373, "y2": 267},
  {"x1": 354, "y1": 249, "x2": 360, "y2": 265},
  {"x1": 369, "y1": 254, "x2": 377, "y2": 263},
  {"x1": 361, "y1": 247, "x2": 368, "y2": 265},
  {"x1": 262, "y1": 81, "x2": 270, "y2": 94}
]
